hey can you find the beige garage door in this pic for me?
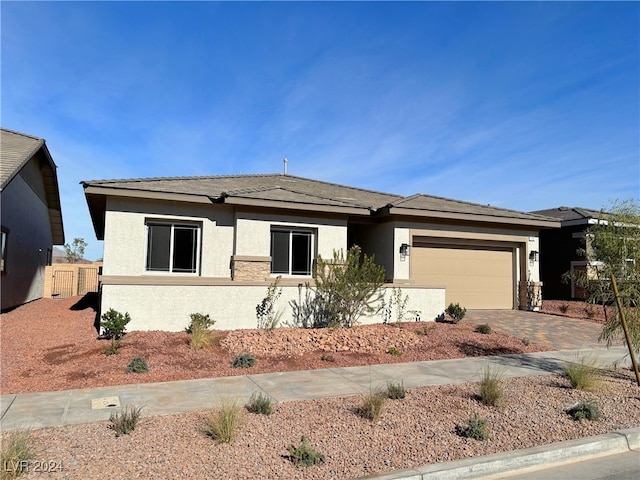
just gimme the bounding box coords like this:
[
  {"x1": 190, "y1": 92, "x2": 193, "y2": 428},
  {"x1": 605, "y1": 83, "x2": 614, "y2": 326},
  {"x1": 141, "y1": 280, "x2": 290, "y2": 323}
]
[{"x1": 411, "y1": 243, "x2": 514, "y2": 309}]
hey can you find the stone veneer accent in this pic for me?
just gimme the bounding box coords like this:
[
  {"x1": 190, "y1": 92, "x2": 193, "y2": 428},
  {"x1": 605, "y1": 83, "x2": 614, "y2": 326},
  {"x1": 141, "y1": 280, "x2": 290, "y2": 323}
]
[
  {"x1": 231, "y1": 256, "x2": 271, "y2": 281},
  {"x1": 519, "y1": 281, "x2": 543, "y2": 311}
]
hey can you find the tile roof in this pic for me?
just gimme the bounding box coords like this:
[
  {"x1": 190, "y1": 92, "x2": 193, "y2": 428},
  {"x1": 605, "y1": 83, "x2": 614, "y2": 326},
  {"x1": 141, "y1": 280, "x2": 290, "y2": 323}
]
[
  {"x1": 390, "y1": 194, "x2": 556, "y2": 223},
  {"x1": 0, "y1": 128, "x2": 65, "y2": 244},
  {"x1": 1, "y1": 128, "x2": 46, "y2": 189},
  {"x1": 531, "y1": 206, "x2": 604, "y2": 222},
  {"x1": 83, "y1": 174, "x2": 402, "y2": 210},
  {"x1": 83, "y1": 173, "x2": 560, "y2": 238}
]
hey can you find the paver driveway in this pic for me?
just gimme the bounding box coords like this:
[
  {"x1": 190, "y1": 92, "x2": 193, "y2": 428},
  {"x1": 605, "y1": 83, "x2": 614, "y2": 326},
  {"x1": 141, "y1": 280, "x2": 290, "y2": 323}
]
[{"x1": 463, "y1": 310, "x2": 615, "y2": 350}]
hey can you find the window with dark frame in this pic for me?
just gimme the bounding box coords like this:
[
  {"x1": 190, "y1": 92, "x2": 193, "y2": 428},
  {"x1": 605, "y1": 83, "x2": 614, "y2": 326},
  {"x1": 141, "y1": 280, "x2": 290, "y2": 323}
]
[
  {"x1": 146, "y1": 222, "x2": 200, "y2": 274},
  {"x1": 270, "y1": 229, "x2": 314, "y2": 276}
]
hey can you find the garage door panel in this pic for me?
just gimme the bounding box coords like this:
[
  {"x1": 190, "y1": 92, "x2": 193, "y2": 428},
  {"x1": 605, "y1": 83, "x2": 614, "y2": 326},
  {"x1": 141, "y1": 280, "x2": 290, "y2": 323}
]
[{"x1": 411, "y1": 245, "x2": 514, "y2": 309}]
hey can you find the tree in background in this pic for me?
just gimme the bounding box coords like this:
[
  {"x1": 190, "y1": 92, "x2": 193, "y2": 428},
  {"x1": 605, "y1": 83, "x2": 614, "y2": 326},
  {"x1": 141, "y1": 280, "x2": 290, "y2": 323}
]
[
  {"x1": 574, "y1": 200, "x2": 639, "y2": 353},
  {"x1": 63, "y1": 237, "x2": 88, "y2": 263}
]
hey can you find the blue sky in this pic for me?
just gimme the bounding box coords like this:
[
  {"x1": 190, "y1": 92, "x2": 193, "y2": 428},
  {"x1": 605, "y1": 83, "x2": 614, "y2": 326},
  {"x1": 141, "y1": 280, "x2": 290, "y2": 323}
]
[{"x1": 2, "y1": 1, "x2": 638, "y2": 261}]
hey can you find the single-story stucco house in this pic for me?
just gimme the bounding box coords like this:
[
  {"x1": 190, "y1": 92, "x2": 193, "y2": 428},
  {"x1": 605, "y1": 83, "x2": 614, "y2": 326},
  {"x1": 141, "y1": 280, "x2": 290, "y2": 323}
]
[
  {"x1": 1, "y1": 128, "x2": 65, "y2": 311},
  {"x1": 82, "y1": 174, "x2": 559, "y2": 331}
]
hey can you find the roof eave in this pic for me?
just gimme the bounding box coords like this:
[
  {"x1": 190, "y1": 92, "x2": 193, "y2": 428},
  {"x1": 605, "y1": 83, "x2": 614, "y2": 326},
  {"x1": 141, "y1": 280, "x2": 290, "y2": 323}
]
[{"x1": 384, "y1": 206, "x2": 561, "y2": 229}]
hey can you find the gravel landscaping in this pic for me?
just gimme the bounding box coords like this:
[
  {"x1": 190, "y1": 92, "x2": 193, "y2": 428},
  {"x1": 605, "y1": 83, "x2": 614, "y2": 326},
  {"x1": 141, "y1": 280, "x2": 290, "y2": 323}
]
[{"x1": 2, "y1": 295, "x2": 639, "y2": 479}]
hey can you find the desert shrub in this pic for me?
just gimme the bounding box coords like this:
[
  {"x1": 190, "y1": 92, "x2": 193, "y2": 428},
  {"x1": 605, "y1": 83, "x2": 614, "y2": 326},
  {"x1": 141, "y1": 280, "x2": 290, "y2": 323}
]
[
  {"x1": 125, "y1": 356, "x2": 149, "y2": 374},
  {"x1": 566, "y1": 400, "x2": 601, "y2": 421},
  {"x1": 246, "y1": 392, "x2": 272, "y2": 416},
  {"x1": 256, "y1": 277, "x2": 283, "y2": 330},
  {"x1": 475, "y1": 324, "x2": 492, "y2": 335},
  {"x1": 416, "y1": 325, "x2": 436, "y2": 336},
  {"x1": 358, "y1": 392, "x2": 385, "y2": 421},
  {"x1": 445, "y1": 303, "x2": 466, "y2": 323},
  {"x1": 109, "y1": 405, "x2": 142, "y2": 437},
  {"x1": 231, "y1": 352, "x2": 256, "y2": 369},
  {"x1": 479, "y1": 367, "x2": 503, "y2": 407},
  {"x1": 0, "y1": 429, "x2": 37, "y2": 480},
  {"x1": 386, "y1": 381, "x2": 406, "y2": 399},
  {"x1": 205, "y1": 402, "x2": 242, "y2": 444},
  {"x1": 382, "y1": 287, "x2": 410, "y2": 324},
  {"x1": 455, "y1": 414, "x2": 489, "y2": 440},
  {"x1": 521, "y1": 337, "x2": 531, "y2": 346},
  {"x1": 584, "y1": 304, "x2": 596, "y2": 319},
  {"x1": 289, "y1": 246, "x2": 385, "y2": 329},
  {"x1": 559, "y1": 303, "x2": 569, "y2": 314},
  {"x1": 100, "y1": 308, "x2": 131, "y2": 355},
  {"x1": 287, "y1": 436, "x2": 325, "y2": 467},
  {"x1": 186, "y1": 313, "x2": 215, "y2": 350},
  {"x1": 185, "y1": 313, "x2": 215, "y2": 334},
  {"x1": 320, "y1": 353, "x2": 335, "y2": 362},
  {"x1": 564, "y1": 356, "x2": 601, "y2": 391},
  {"x1": 190, "y1": 327, "x2": 212, "y2": 351},
  {"x1": 386, "y1": 346, "x2": 403, "y2": 356}
]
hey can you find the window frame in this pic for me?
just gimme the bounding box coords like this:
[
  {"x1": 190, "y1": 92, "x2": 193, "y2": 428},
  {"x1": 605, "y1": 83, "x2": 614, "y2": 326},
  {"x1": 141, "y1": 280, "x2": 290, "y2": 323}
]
[
  {"x1": 270, "y1": 227, "x2": 315, "y2": 277},
  {"x1": 144, "y1": 220, "x2": 202, "y2": 275}
]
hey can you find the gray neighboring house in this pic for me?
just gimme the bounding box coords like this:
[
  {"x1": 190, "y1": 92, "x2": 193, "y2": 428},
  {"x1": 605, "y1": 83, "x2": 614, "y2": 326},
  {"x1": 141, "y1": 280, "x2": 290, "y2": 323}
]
[
  {"x1": 83, "y1": 174, "x2": 558, "y2": 331},
  {"x1": 531, "y1": 206, "x2": 603, "y2": 300},
  {"x1": 1, "y1": 128, "x2": 65, "y2": 311}
]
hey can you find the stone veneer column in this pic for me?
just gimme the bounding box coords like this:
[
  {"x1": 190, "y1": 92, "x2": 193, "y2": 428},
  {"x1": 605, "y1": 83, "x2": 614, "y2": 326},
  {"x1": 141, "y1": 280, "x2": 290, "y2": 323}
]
[{"x1": 231, "y1": 256, "x2": 271, "y2": 281}]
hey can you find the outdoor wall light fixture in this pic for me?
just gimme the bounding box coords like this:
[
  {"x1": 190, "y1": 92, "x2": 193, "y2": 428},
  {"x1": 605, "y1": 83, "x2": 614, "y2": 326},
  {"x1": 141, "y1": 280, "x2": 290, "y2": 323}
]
[
  {"x1": 400, "y1": 243, "x2": 410, "y2": 257},
  {"x1": 529, "y1": 251, "x2": 539, "y2": 262}
]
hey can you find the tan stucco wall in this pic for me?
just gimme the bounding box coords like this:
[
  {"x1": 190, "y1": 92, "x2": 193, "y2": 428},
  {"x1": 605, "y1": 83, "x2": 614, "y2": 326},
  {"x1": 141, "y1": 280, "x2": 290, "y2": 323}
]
[
  {"x1": 0, "y1": 166, "x2": 54, "y2": 310},
  {"x1": 235, "y1": 211, "x2": 347, "y2": 261},
  {"x1": 100, "y1": 283, "x2": 445, "y2": 331},
  {"x1": 102, "y1": 197, "x2": 235, "y2": 277}
]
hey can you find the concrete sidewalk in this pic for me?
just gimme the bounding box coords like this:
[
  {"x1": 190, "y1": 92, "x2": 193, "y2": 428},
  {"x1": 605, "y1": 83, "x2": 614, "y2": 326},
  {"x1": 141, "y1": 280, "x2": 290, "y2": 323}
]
[{"x1": 0, "y1": 346, "x2": 631, "y2": 431}]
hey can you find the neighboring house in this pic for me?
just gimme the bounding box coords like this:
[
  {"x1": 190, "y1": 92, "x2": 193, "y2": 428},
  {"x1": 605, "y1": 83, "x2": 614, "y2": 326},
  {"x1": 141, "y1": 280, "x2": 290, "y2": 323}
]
[
  {"x1": 531, "y1": 206, "x2": 603, "y2": 300},
  {"x1": 83, "y1": 174, "x2": 558, "y2": 331},
  {"x1": 0, "y1": 128, "x2": 65, "y2": 311}
]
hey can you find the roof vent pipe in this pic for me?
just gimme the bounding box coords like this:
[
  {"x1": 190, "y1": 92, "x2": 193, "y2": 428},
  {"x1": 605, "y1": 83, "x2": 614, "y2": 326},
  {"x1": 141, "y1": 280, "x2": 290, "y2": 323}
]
[{"x1": 283, "y1": 157, "x2": 288, "y2": 175}]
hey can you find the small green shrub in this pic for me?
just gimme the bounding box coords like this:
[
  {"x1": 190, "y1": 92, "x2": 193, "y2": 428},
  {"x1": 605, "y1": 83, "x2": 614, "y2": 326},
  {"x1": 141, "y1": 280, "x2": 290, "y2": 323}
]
[
  {"x1": 125, "y1": 356, "x2": 149, "y2": 374},
  {"x1": 386, "y1": 346, "x2": 403, "y2": 357},
  {"x1": 359, "y1": 392, "x2": 385, "y2": 421},
  {"x1": 455, "y1": 414, "x2": 489, "y2": 440},
  {"x1": 231, "y1": 352, "x2": 256, "y2": 369},
  {"x1": 564, "y1": 356, "x2": 601, "y2": 391},
  {"x1": 445, "y1": 303, "x2": 466, "y2": 323},
  {"x1": 559, "y1": 303, "x2": 569, "y2": 314},
  {"x1": 320, "y1": 353, "x2": 335, "y2": 362},
  {"x1": 185, "y1": 313, "x2": 215, "y2": 334},
  {"x1": 475, "y1": 324, "x2": 492, "y2": 335},
  {"x1": 521, "y1": 337, "x2": 531, "y2": 346},
  {"x1": 0, "y1": 428, "x2": 37, "y2": 480},
  {"x1": 100, "y1": 308, "x2": 131, "y2": 355},
  {"x1": 287, "y1": 436, "x2": 325, "y2": 467},
  {"x1": 109, "y1": 405, "x2": 142, "y2": 437},
  {"x1": 205, "y1": 402, "x2": 242, "y2": 444},
  {"x1": 246, "y1": 392, "x2": 272, "y2": 416},
  {"x1": 584, "y1": 304, "x2": 596, "y2": 319},
  {"x1": 386, "y1": 381, "x2": 406, "y2": 399},
  {"x1": 479, "y1": 367, "x2": 503, "y2": 407},
  {"x1": 566, "y1": 400, "x2": 600, "y2": 421}
]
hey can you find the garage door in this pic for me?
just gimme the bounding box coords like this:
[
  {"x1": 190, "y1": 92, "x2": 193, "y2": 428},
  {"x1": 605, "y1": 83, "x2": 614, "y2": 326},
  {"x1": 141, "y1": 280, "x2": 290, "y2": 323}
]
[{"x1": 411, "y1": 243, "x2": 515, "y2": 309}]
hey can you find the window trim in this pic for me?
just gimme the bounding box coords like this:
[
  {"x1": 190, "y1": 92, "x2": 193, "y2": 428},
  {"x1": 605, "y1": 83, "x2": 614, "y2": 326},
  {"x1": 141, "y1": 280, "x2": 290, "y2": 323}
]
[
  {"x1": 144, "y1": 220, "x2": 202, "y2": 275},
  {"x1": 270, "y1": 227, "x2": 315, "y2": 277}
]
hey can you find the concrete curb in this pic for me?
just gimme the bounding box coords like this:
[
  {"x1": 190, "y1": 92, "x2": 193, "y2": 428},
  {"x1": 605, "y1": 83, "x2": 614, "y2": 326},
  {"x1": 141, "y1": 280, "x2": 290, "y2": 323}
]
[{"x1": 354, "y1": 427, "x2": 640, "y2": 480}]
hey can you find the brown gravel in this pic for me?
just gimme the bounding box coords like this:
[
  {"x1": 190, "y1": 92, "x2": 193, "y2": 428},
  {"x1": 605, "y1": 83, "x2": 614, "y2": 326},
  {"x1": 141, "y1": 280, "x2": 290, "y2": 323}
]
[
  {"x1": 2, "y1": 296, "x2": 639, "y2": 480},
  {"x1": 540, "y1": 300, "x2": 619, "y2": 325},
  {"x1": 0, "y1": 296, "x2": 545, "y2": 395},
  {"x1": 15, "y1": 371, "x2": 640, "y2": 480}
]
